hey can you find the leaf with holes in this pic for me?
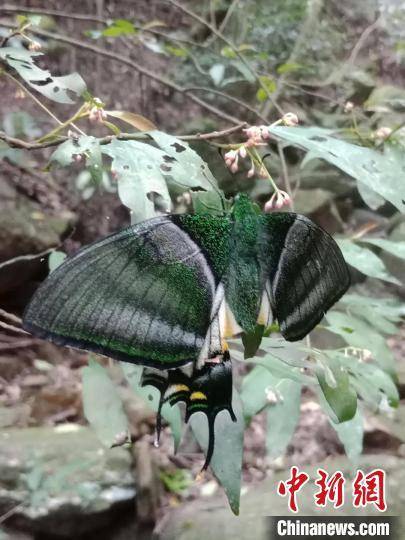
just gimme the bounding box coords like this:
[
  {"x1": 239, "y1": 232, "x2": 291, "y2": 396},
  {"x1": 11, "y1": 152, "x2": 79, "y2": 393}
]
[
  {"x1": 148, "y1": 131, "x2": 219, "y2": 193},
  {"x1": 268, "y1": 126, "x2": 405, "y2": 213},
  {"x1": 0, "y1": 47, "x2": 86, "y2": 104},
  {"x1": 51, "y1": 135, "x2": 103, "y2": 184},
  {"x1": 102, "y1": 139, "x2": 171, "y2": 223}
]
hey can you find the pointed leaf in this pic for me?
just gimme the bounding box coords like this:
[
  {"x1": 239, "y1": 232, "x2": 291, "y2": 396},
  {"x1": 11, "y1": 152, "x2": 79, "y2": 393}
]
[
  {"x1": 316, "y1": 360, "x2": 357, "y2": 423},
  {"x1": 105, "y1": 111, "x2": 157, "y2": 131},
  {"x1": 190, "y1": 389, "x2": 243, "y2": 515},
  {"x1": 82, "y1": 358, "x2": 129, "y2": 447},
  {"x1": 0, "y1": 47, "x2": 86, "y2": 104},
  {"x1": 266, "y1": 378, "x2": 302, "y2": 458}
]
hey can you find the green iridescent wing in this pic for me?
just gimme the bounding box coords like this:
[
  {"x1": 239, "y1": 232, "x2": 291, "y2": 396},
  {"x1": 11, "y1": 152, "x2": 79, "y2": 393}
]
[
  {"x1": 261, "y1": 213, "x2": 350, "y2": 341},
  {"x1": 23, "y1": 215, "x2": 232, "y2": 369}
]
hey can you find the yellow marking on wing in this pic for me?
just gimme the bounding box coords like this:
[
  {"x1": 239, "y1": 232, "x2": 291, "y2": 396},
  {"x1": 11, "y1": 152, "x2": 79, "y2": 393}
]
[
  {"x1": 221, "y1": 339, "x2": 229, "y2": 352},
  {"x1": 190, "y1": 391, "x2": 207, "y2": 401},
  {"x1": 173, "y1": 384, "x2": 189, "y2": 393}
]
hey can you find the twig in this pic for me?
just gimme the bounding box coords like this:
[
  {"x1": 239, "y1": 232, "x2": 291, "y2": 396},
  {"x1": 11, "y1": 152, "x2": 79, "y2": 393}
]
[
  {"x1": 277, "y1": 141, "x2": 294, "y2": 211},
  {"x1": 0, "y1": 21, "x2": 243, "y2": 125},
  {"x1": 184, "y1": 86, "x2": 268, "y2": 122},
  {"x1": 204, "y1": 0, "x2": 239, "y2": 47},
  {"x1": 0, "y1": 122, "x2": 248, "y2": 150},
  {"x1": 164, "y1": 0, "x2": 283, "y2": 115},
  {"x1": 0, "y1": 502, "x2": 26, "y2": 525},
  {"x1": 0, "y1": 5, "x2": 207, "y2": 49}
]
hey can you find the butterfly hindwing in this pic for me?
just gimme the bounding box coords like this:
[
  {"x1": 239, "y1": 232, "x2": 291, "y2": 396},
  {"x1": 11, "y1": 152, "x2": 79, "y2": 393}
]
[
  {"x1": 262, "y1": 213, "x2": 350, "y2": 341},
  {"x1": 23, "y1": 215, "x2": 232, "y2": 369}
]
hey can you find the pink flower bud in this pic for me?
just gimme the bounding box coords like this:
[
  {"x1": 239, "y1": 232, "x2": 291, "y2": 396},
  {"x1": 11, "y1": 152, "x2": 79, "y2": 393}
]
[
  {"x1": 282, "y1": 112, "x2": 299, "y2": 126},
  {"x1": 73, "y1": 154, "x2": 83, "y2": 163},
  {"x1": 264, "y1": 198, "x2": 275, "y2": 213},
  {"x1": 239, "y1": 145, "x2": 247, "y2": 158},
  {"x1": 374, "y1": 126, "x2": 392, "y2": 140},
  {"x1": 28, "y1": 41, "x2": 42, "y2": 51},
  {"x1": 247, "y1": 164, "x2": 255, "y2": 178},
  {"x1": 230, "y1": 161, "x2": 238, "y2": 173}
]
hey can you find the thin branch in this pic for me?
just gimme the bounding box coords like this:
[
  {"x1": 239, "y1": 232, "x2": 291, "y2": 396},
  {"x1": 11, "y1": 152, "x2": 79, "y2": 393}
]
[
  {"x1": 0, "y1": 21, "x2": 243, "y2": 125},
  {"x1": 184, "y1": 86, "x2": 268, "y2": 122},
  {"x1": 0, "y1": 122, "x2": 248, "y2": 150},
  {"x1": 164, "y1": 0, "x2": 283, "y2": 115},
  {"x1": 0, "y1": 5, "x2": 208, "y2": 49},
  {"x1": 204, "y1": 0, "x2": 239, "y2": 47},
  {"x1": 277, "y1": 141, "x2": 294, "y2": 211}
]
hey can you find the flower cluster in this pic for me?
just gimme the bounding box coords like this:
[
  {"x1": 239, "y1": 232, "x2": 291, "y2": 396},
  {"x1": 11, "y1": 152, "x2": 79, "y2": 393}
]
[
  {"x1": 88, "y1": 98, "x2": 107, "y2": 124},
  {"x1": 264, "y1": 190, "x2": 291, "y2": 212}
]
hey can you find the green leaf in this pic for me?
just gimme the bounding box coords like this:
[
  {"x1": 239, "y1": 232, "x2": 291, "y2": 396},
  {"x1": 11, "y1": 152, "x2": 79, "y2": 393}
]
[
  {"x1": 358, "y1": 238, "x2": 405, "y2": 261},
  {"x1": 325, "y1": 311, "x2": 396, "y2": 374},
  {"x1": 101, "y1": 139, "x2": 171, "y2": 223},
  {"x1": 221, "y1": 46, "x2": 237, "y2": 59},
  {"x1": 209, "y1": 63, "x2": 225, "y2": 86},
  {"x1": 365, "y1": 85, "x2": 405, "y2": 113},
  {"x1": 316, "y1": 359, "x2": 357, "y2": 423},
  {"x1": 336, "y1": 239, "x2": 401, "y2": 285},
  {"x1": 256, "y1": 75, "x2": 276, "y2": 101},
  {"x1": 48, "y1": 250, "x2": 66, "y2": 273},
  {"x1": 242, "y1": 324, "x2": 264, "y2": 359},
  {"x1": 121, "y1": 363, "x2": 182, "y2": 451},
  {"x1": 191, "y1": 190, "x2": 225, "y2": 215},
  {"x1": 148, "y1": 131, "x2": 219, "y2": 193},
  {"x1": 318, "y1": 391, "x2": 363, "y2": 463},
  {"x1": 190, "y1": 389, "x2": 244, "y2": 515},
  {"x1": 102, "y1": 19, "x2": 137, "y2": 37},
  {"x1": 82, "y1": 358, "x2": 129, "y2": 447},
  {"x1": 241, "y1": 365, "x2": 279, "y2": 421},
  {"x1": 230, "y1": 60, "x2": 255, "y2": 83},
  {"x1": 325, "y1": 350, "x2": 399, "y2": 410},
  {"x1": 165, "y1": 45, "x2": 188, "y2": 57},
  {"x1": 51, "y1": 135, "x2": 103, "y2": 184},
  {"x1": 268, "y1": 126, "x2": 405, "y2": 213},
  {"x1": 356, "y1": 182, "x2": 385, "y2": 210},
  {"x1": 0, "y1": 47, "x2": 86, "y2": 104},
  {"x1": 276, "y1": 62, "x2": 303, "y2": 74},
  {"x1": 340, "y1": 294, "x2": 405, "y2": 322},
  {"x1": 266, "y1": 378, "x2": 302, "y2": 458}
]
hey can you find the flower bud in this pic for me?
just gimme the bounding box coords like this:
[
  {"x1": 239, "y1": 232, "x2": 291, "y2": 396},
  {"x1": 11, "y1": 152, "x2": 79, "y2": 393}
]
[
  {"x1": 28, "y1": 41, "x2": 42, "y2": 51},
  {"x1": 344, "y1": 101, "x2": 354, "y2": 113},
  {"x1": 230, "y1": 161, "x2": 238, "y2": 173},
  {"x1": 282, "y1": 112, "x2": 299, "y2": 126},
  {"x1": 239, "y1": 145, "x2": 247, "y2": 158},
  {"x1": 247, "y1": 164, "x2": 255, "y2": 178},
  {"x1": 374, "y1": 126, "x2": 392, "y2": 140}
]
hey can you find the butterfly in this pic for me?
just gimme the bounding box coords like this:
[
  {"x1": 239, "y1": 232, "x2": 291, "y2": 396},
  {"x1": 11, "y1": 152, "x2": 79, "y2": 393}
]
[{"x1": 23, "y1": 194, "x2": 350, "y2": 468}]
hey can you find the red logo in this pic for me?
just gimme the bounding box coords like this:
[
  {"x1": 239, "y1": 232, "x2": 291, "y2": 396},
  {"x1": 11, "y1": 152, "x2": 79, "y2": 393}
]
[{"x1": 277, "y1": 467, "x2": 386, "y2": 512}]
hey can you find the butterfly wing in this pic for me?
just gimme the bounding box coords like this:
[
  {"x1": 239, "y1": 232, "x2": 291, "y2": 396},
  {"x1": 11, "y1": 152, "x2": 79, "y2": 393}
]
[
  {"x1": 261, "y1": 213, "x2": 350, "y2": 341},
  {"x1": 23, "y1": 215, "x2": 231, "y2": 369}
]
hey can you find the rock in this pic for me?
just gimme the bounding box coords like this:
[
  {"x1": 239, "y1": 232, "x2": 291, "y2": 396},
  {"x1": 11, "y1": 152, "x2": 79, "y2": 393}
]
[
  {"x1": 154, "y1": 455, "x2": 405, "y2": 540},
  {"x1": 0, "y1": 424, "x2": 136, "y2": 538}
]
